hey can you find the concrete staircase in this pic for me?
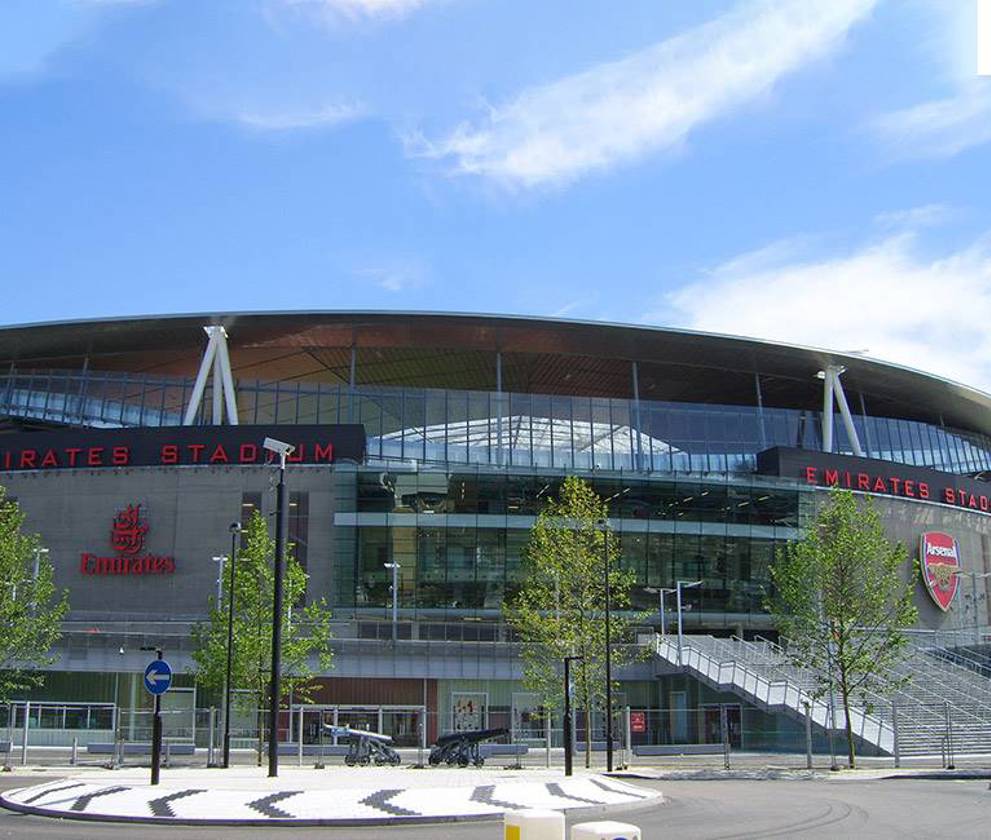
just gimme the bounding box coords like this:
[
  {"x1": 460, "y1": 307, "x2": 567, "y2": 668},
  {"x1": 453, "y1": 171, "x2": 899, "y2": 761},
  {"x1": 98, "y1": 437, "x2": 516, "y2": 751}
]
[{"x1": 653, "y1": 633, "x2": 991, "y2": 757}]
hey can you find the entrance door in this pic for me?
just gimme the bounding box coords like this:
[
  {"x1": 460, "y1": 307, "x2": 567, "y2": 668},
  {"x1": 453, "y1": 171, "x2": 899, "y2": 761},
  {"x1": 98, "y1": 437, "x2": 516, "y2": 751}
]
[{"x1": 700, "y1": 704, "x2": 742, "y2": 748}]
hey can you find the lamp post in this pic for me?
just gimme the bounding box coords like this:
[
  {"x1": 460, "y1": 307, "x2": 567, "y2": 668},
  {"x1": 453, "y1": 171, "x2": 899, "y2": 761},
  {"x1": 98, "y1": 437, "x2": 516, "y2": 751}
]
[
  {"x1": 30, "y1": 548, "x2": 48, "y2": 613},
  {"x1": 384, "y1": 562, "x2": 401, "y2": 642},
  {"x1": 563, "y1": 655, "x2": 583, "y2": 777},
  {"x1": 597, "y1": 517, "x2": 615, "y2": 773},
  {"x1": 222, "y1": 521, "x2": 241, "y2": 769},
  {"x1": 644, "y1": 586, "x2": 676, "y2": 635},
  {"x1": 675, "y1": 580, "x2": 703, "y2": 666},
  {"x1": 263, "y1": 437, "x2": 294, "y2": 778}
]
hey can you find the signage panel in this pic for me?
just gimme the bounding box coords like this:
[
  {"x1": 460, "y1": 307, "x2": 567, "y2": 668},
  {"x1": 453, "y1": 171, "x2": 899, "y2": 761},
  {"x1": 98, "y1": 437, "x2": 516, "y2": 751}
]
[
  {"x1": 144, "y1": 660, "x2": 173, "y2": 696},
  {"x1": 0, "y1": 424, "x2": 366, "y2": 472},
  {"x1": 756, "y1": 447, "x2": 991, "y2": 514},
  {"x1": 919, "y1": 532, "x2": 961, "y2": 612}
]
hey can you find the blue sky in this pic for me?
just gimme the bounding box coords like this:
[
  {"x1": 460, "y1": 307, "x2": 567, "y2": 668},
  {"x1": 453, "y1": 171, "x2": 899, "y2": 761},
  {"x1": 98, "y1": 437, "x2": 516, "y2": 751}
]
[{"x1": 2, "y1": 1, "x2": 990, "y2": 389}]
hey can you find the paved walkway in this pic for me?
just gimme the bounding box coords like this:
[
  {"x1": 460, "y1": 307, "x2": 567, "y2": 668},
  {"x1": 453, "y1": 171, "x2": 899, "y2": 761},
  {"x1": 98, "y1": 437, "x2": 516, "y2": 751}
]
[{"x1": 0, "y1": 766, "x2": 660, "y2": 826}]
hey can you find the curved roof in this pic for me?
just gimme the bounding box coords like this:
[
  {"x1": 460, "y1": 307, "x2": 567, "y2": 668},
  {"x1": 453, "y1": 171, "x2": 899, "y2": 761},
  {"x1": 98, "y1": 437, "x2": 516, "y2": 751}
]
[{"x1": 1, "y1": 311, "x2": 988, "y2": 434}]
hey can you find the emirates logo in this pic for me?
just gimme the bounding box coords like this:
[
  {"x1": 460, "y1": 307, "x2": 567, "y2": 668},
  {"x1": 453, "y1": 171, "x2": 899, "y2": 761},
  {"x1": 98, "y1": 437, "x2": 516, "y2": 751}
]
[
  {"x1": 80, "y1": 502, "x2": 175, "y2": 577},
  {"x1": 110, "y1": 504, "x2": 148, "y2": 555}
]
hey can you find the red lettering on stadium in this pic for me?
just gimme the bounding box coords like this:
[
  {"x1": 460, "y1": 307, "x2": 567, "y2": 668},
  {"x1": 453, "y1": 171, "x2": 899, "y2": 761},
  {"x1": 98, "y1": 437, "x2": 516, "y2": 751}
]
[{"x1": 805, "y1": 465, "x2": 985, "y2": 511}]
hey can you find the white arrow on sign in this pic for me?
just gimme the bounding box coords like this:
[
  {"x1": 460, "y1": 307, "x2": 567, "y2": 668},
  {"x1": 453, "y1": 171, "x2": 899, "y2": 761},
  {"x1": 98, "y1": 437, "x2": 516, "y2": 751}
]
[{"x1": 145, "y1": 670, "x2": 169, "y2": 685}]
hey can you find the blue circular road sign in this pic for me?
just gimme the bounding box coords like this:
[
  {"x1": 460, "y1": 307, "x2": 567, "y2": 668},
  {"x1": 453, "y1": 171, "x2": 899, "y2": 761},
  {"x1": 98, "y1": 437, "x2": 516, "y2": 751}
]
[{"x1": 143, "y1": 659, "x2": 173, "y2": 696}]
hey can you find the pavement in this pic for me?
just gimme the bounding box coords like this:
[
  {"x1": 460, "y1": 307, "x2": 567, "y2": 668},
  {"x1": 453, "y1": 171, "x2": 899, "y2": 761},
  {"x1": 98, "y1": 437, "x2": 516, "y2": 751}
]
[
  {"x1": 3, "y1": 774, "x2": 990, "y2": 839},
  {"x1": 0, "y1": 765, "x2": 660, "y2": 826}
]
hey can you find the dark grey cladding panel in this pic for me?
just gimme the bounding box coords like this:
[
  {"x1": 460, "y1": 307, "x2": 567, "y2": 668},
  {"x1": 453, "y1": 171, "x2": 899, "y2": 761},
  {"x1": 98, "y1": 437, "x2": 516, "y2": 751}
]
[{"x1": 2, "y1": 465, "x2": 342, "y2": 621}]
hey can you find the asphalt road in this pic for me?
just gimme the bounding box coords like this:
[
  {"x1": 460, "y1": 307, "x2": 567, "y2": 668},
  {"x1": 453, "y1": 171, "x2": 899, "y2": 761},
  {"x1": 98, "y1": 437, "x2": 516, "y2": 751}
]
[{"x1": 1, "y1": 774, "x2": 988, "y2": 839}]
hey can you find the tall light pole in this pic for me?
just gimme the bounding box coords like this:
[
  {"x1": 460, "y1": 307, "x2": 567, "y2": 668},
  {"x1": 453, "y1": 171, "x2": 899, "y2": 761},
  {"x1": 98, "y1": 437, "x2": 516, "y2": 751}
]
[
  {"x1": 263, "y1": 437, "x2": 294, "y2": 778},
  {"x1": 563, "y1": 654, "x2": 583, "y2": 777},
  {"x1": 384, "y1": 562, "x2": 401, "y2": 642},
  {"x1": 644, "y1": 586, "x2": 676, "y2": 635},
  {"x1": 30, "y1": 548, "x2": 48, "y2": 613},
  {"x1": 675, "y1": 580, "x2": 703, "y2": 666},
  {"x1": 212, "y1": 556, "x2": 226, "y2": 613},
  {"x1": 222, "y1": 521, "x2": 241, "y2": 769},
  {"x1": 597, "y1": 517, "x2": 614, "y2": 773}
]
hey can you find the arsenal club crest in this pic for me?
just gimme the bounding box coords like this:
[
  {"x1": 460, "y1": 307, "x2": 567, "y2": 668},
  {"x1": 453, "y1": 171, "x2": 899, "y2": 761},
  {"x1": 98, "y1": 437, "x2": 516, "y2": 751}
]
[{"x1": 920, "y1": 531, "x2": 960, "y2": 612}]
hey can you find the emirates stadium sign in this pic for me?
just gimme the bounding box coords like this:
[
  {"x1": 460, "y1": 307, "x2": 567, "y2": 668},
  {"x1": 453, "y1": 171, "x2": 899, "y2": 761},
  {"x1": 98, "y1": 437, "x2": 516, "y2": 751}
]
[
  {"x1": 0, "y1": 424, "x2": 366, "y2": 472},
  {"x1": 919, "y1": 532, "x2": 961, "y2": 612},
  {"x1": 757, "y1": 447, "x2": 991, "y2": 514}
]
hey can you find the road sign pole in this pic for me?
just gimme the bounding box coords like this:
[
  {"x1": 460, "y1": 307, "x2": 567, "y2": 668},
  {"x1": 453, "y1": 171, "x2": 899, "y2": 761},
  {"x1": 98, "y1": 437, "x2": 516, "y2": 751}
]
[{"x1": 151, "y1": 650, "x2": 163, "y2": 785}]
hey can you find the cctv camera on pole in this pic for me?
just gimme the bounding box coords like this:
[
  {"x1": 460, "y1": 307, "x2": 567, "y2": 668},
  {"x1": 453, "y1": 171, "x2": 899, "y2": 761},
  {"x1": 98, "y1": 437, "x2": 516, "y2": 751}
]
[{"x1": 262, "y1": 437, "x2": 294, "y2": 778}]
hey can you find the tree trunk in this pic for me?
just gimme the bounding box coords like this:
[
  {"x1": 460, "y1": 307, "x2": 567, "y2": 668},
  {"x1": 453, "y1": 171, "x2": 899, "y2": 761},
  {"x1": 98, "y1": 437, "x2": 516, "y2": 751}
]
[{"x1": 839, "y1": 678, "x2": 856, "y2": 769}]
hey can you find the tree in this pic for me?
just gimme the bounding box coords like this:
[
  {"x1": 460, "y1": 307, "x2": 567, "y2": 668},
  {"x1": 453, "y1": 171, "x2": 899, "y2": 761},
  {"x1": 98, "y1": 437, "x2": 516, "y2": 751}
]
[
  {"x1": 191, "y1": 510, "x2": 333, "y2": 763},
  {"x1": 0, "y1": 487, "x2": 69, "y2": 704},
  {"x1": 766, "y1": 487, "x2": 918, "y2": 769},
  {"x1": 503, "y1": 476, "x2": 643, "y2": 768}
]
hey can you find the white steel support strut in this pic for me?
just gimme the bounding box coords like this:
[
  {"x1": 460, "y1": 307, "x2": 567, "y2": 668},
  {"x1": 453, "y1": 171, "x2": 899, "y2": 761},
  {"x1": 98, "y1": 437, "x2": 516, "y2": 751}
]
[
  {"x1": 182, "y1": 326, "x2": 239, "y2": 426},
  {"x1": 819, "y1": 365, "x2": 864, "y2": 456}
]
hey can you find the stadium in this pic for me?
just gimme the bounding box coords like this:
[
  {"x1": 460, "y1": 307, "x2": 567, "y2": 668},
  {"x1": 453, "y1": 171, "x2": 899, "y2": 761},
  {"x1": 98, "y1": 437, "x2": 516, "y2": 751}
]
[{"x1": 1, "y1": 311, "x2": 990, "y2": 757}]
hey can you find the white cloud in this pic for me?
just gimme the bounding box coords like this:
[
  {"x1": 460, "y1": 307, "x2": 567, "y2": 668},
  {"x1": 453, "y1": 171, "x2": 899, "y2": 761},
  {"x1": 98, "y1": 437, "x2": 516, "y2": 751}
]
[
  {"x1": 414, "y1": 0, "x2": 876, "y2": 188},
  {"x1": 659, "y1": 227, "x2": 991, "y2": 393},
  {"x1": 871, "y1": 80, "x2": 991, "y2": 160},
  {"x1": 872, "y1": 203, "x2": 956, "y2": 231},
  {"x1": 280, "y1": 0, "x2": 431, "y2": 22},
  {"x1": 353, "y1": 260, "x2": 427, "y2": 293},
  {"x1": 232, "y1": 102, "x2": 363, "y2": 131}
]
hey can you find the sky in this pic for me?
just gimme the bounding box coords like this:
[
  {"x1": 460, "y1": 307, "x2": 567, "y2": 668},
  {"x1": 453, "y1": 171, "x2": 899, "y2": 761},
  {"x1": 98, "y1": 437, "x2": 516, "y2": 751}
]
[{"x1": 1, "y1": 0, "x2": 990, "y2": 390}]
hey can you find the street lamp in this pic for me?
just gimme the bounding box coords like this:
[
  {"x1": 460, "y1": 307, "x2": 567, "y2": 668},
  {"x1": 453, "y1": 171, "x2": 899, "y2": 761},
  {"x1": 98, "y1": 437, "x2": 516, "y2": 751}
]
[
  {"x1": 212, "y1": 556, "x2": 226, "y2": 611},
  {"x1": 644, "y1": 586, "x2": 676, "y2": 635},
  {"x1": 384, "y1": 562, "x2": 401, "y2": 642},
  {"x1": 263, "y1": 437, "x2": 294, "y2": 778},
  {"x1": 675, "y1": 580, "x2": 703, "y2": 666},
  {"x1": 29, "y1": 547, "x2": 48, "y2": 612},
  {"x1": 596, "y1": 517, "x2": 615, "y2": 773},
  {"x1": 222, "y1": 521, "x2": 241, "y2": 769},
  {"x1": 563, "y1": 654, "x2": 584, "y2": 777}
]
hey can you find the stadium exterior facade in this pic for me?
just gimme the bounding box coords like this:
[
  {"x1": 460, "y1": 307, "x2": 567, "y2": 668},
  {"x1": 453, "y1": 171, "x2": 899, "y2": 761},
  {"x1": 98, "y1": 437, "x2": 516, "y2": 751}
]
[{"x1": 1, "y1": 312, "x2": 990, "y2": 750}]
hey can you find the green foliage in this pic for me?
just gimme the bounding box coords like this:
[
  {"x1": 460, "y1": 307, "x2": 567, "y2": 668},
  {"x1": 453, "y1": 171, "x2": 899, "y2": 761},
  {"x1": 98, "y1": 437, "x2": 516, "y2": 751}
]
[
  {"x1": 503, "y1": 476, "x2": 644, "y2": 765},
  {"x1": 766, "y1": 487, "x2": 918, "y2": 768},
  {"x1": 0, "y1": 487, "x2": 70, "y2": 704},
  {"x1": 191, "y1": 510, "x2": 333, "y2": 757}
]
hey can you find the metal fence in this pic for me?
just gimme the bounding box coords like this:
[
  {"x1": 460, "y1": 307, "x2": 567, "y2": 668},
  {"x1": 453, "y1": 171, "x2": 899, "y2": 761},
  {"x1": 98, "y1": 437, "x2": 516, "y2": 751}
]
[{"x1": 3, "y1": 702, "x2": 985, "y2": 772}]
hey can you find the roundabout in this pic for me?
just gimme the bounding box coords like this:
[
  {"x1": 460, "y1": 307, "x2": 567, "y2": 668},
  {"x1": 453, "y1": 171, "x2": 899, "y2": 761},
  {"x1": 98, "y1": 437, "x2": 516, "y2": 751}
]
[{"x1": 0, "y1": 766, "x2": 660, "y2": 827}]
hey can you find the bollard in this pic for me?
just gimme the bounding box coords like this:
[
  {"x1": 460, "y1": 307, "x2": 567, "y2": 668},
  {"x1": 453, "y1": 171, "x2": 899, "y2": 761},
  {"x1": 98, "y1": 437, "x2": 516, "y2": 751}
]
[
  {"x1": 571, "y1": 821, "x2": 641, "y2": 840},
  {"x1": 70, "y1": 736, "x2": 78, "y2": 766},
  {"x1": 504, "y1": 809, "x2": 565, "y2": 840},
  {"x1": 545, "y1": 714, "x2": 552, "y2": 769},
  {"x1": 164, "y1": 741, "x2": 171, "y2": 768}
]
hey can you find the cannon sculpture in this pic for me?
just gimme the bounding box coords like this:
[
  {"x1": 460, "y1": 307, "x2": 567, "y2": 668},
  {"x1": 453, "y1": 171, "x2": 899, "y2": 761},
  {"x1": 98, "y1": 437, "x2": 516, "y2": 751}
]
[
  {"x1": 325, "y1": 725, "x2": 403, "y2": 766},
  {"x1": 428, "y1": 727, "x2": 509, "y2": 768}
]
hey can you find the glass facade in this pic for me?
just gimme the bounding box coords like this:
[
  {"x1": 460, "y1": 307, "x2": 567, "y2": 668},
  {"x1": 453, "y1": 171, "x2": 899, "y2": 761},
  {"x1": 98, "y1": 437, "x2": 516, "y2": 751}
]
[
  {"x1": 4, "y1": 368, "x2": 991, "y2": 475},
  {"x1": 331, "y1": 467, "x2": 805, "y2": 627}
]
